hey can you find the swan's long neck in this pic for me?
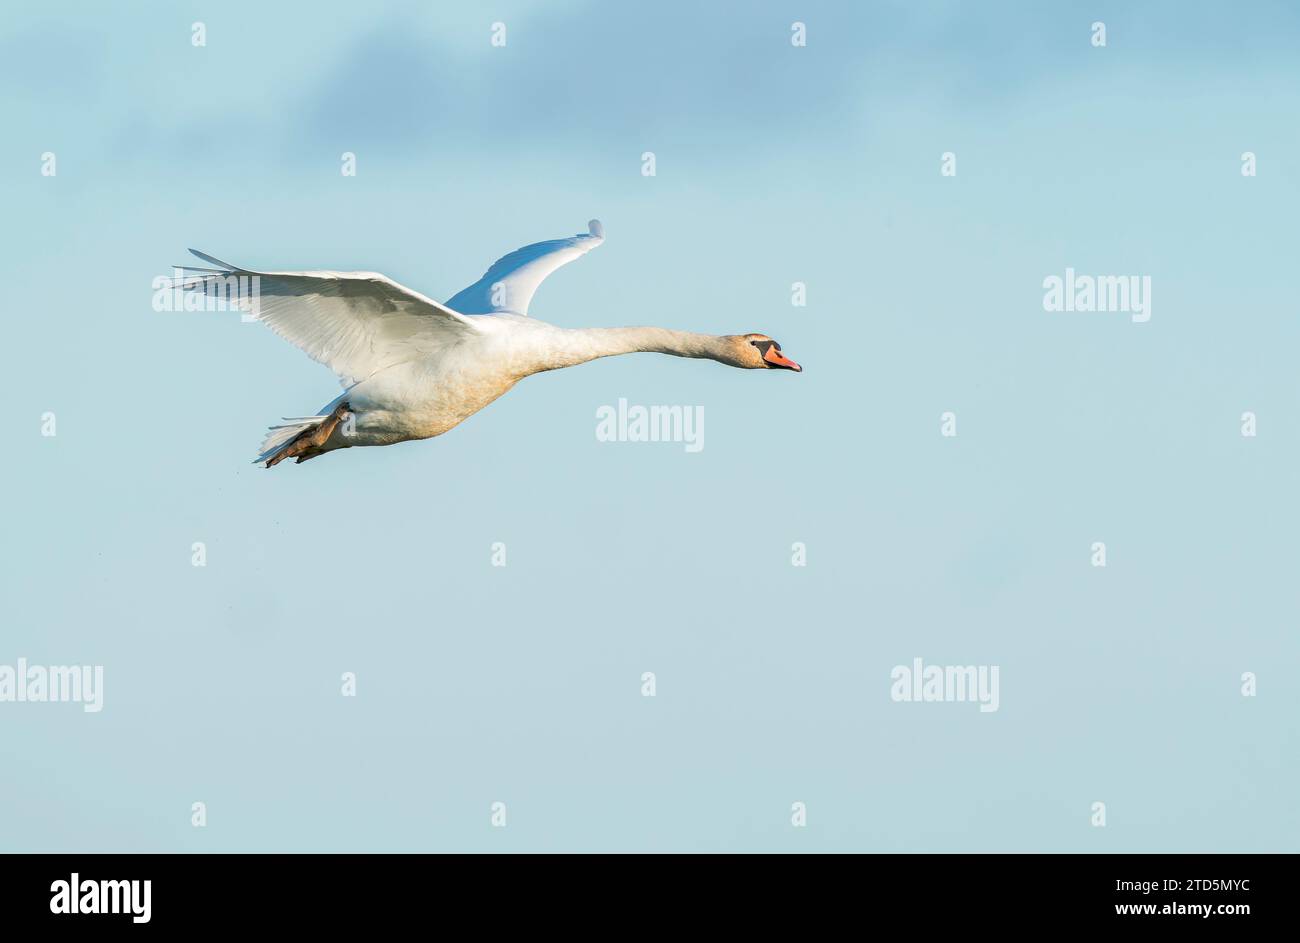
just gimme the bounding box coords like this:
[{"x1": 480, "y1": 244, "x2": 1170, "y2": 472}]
[{"x1": 527, "y1": 326, "x2": 739, "y2": 373}]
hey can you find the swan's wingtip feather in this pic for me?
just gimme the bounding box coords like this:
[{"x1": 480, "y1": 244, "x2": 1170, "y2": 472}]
[
  {"x1": 588, "y1": 219, "x2": 604, "y2": 239},
  {"x1": 188, "y1": 247, "x2": 240, "y2": 271}
]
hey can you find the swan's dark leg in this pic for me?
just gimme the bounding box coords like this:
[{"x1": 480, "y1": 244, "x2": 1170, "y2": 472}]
[{"x1": 265, "y1": 402, "x2": 351, "y2": 468}]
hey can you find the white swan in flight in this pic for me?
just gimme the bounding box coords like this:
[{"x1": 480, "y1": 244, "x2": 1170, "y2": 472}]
[{"x1": 177, "y1": 220, "x2": 802, "y2": 467}]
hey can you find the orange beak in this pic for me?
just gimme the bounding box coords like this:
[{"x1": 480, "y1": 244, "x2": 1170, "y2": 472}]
[{"x1": 763, "y1": 347, "x2": 802, "y2": 372}]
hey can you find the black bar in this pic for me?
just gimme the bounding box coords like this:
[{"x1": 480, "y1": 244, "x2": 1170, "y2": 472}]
[{"x1": 0, "y1": 853, "x2": 1280, "y2": 930}]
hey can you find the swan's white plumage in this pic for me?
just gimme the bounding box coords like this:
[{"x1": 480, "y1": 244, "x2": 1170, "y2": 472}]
[
  {"x1": 444, "y1": 219, "x2": 604, "y2": 316},
  {"x1": 179, "y1": 258, "x2": 480, "y2": 387},
  {"x1": 178, "y1": 219, "x2": 794, "y2": 466}
]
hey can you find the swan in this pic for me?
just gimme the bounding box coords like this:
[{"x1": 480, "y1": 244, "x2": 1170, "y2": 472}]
[{"x1": 176, "y1": 220, "x2": 802, "y2": 467}]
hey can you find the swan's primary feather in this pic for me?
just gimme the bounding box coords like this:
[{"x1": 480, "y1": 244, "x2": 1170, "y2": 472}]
[{"x1": 445, "y1": 219, "x2": 604, "y2": 317}]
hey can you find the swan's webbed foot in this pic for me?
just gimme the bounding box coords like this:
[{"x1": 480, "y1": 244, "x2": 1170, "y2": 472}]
[{"x1": 264, "y1": 401, "x2": 352, "y2": 468}]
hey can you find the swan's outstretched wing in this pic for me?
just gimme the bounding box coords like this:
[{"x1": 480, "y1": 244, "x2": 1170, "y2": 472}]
[
  {"x1": 175, "y1": 251, "x2": 481, "y2": 386},
  {"x1": 445, "y1": 220, "x2": 605, "y2": 317}
]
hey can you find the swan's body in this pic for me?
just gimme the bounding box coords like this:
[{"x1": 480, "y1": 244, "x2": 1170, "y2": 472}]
[{"x1": 178, "y1": 221, "x2": 801, "y2": 466}]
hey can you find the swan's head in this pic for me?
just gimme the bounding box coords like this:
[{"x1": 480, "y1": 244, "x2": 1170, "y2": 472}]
[{"x1": 735, "y1": 334, "x2": 802, "y2": 372}]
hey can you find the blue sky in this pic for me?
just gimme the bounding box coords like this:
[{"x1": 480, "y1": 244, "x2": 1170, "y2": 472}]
[{"x1": 2, "y1": 1, "x2": 1298, "y2": 851}]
